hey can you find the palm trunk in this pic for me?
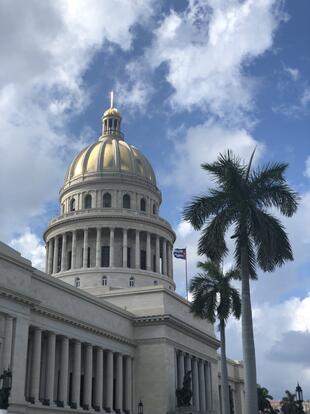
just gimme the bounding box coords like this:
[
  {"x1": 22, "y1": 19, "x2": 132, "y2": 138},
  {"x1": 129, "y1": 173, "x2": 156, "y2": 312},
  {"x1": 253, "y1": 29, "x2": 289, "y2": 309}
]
[
  {"x1": 220, "y1": 319, "x2": 231, "y2": 414},
  {"x1": 241, "y1": 245, "x2": 258, "y2": 414}
]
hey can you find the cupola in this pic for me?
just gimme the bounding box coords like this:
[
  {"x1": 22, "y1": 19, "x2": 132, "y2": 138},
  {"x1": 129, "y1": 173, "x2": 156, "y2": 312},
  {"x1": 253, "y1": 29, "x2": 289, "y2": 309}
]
[{"x1": 101, "y1": 91, "x2": 123, "y2": 140}]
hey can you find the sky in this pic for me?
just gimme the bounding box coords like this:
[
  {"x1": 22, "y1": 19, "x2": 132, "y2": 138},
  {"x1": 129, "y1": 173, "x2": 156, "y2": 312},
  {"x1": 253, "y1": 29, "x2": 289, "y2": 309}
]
[{"x1": 1, "y1": 0, "x2": 310, "y2": 400}]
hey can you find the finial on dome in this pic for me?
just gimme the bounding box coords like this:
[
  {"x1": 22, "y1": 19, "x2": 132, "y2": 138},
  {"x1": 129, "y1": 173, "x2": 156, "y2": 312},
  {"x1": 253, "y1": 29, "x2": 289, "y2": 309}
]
[{"x1": 101, "y1": 91, "x2": 123, "y2": 140}]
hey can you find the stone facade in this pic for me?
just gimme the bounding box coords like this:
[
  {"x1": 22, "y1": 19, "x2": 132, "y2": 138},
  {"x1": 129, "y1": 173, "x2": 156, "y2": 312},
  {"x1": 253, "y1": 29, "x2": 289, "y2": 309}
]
[{"x1": 0, "y1": 102, "x2": 245, "y2": 414}]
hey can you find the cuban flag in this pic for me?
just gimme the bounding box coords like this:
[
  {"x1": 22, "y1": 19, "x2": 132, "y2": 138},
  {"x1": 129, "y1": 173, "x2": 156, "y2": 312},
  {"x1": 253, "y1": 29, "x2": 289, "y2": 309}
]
[{"x1": 173, "y1": 248, "x2": 187, "y2": 260}]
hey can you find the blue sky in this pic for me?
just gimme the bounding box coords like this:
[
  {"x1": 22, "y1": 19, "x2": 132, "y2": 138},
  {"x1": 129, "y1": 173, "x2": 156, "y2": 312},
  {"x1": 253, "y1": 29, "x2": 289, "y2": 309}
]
[{"x1": 1, "y1": 0, "x2": 310, "y2": 399}]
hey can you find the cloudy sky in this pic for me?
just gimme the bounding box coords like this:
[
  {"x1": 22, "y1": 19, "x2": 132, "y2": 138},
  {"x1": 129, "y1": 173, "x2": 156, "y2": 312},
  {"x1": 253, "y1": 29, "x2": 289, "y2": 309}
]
[{"x1": 1, "y1": 0, "x2": 310, "y2": 399}]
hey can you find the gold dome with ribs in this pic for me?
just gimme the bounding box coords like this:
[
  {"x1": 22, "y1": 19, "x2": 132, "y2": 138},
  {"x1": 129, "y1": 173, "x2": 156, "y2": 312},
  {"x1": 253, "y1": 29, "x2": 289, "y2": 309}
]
[{"x1": 65, "y1": 136, "x2": 156, "y2": 185}]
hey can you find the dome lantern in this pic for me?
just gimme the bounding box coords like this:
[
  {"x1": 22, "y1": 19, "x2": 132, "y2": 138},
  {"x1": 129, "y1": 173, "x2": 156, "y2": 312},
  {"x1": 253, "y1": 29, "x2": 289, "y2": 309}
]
[{"x1": 101, "y1": 91, "x2": 123, "y2": 140}]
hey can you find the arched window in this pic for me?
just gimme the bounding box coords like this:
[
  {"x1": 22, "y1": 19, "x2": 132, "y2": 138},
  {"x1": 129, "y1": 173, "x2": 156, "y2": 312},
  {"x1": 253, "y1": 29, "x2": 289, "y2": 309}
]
[
  {"x1": 123, "y1": 194, "x2": 131, "y2": 209},
  {"x1": 140, "y1": 198, "x2": 146, "y2": 212},
  {"x1": 70, "y1": 198, "x2": 76, "y2": 212},
  {"x1": 84, "y1": 194, "x2": 92, "y2": 209},
  {"x1": 129, "y1": 277, "x2": 135, "y2": 287},
  {"x1": 75, "y1": 277, "x2": 80, "y2": 288},
  {"x1": 103, "y1": 192, "x2": 112, "y2": 208},
  {"x1": 152, "y1": 203, "x2": 157, "y2": 215},
  {"x1": 102, "y1": 275, "x2": 107, "y2": 286}
]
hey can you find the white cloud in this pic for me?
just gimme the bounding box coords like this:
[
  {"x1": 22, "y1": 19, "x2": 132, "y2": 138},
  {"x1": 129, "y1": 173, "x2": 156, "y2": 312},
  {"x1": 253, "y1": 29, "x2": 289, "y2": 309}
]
[
  {"x1": 163, "y1": 121, "x2": 263, "y2": 196},
  {"x1": 284, "y1": 66, "x2": 300, "y2": 81},
  {"x1": 148, "y1": 0, "x2": 286, "y2": 121},
  {"x1": 0, "y1": 0, "x2": 154, "y2": 242},
  {"x1": 10, "y1": 229, "x2": 45, "y2": 270}
]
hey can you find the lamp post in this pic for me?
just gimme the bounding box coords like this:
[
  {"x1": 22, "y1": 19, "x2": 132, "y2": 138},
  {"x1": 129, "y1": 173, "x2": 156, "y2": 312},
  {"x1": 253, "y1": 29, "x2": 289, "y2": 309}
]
[
  {"x1": 296, "y1": 383, "x2": 304, "y2": 413},
  {"x1": 138, "y1": 400, "x2": 144, "y2": 414}
]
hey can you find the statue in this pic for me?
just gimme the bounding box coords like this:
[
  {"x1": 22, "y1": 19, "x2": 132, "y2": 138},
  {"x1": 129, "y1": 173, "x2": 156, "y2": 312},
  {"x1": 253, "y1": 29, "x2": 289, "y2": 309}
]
[{"x1": 176, "y1": 371, "x2": 193, "y2": 407}]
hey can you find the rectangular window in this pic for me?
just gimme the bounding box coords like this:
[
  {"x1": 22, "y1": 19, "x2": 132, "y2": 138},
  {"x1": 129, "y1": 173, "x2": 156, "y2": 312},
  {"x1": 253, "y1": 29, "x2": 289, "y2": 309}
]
[
  {"x1": 101, "y1": 246, "x2": 110, "y2": 267},
  {"x1": 67, "y1": 251, "x2": 72, "y2": 270},
  {"x1": 140, "y1": 250, "x2": 146, "y2": 270},
  {"x1": 127, "y1": 247, "x2": 131, "y2": 268}
]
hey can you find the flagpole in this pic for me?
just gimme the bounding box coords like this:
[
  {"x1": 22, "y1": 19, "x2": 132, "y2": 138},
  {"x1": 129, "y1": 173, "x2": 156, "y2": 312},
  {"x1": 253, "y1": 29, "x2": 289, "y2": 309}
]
[{"x1": 185, "y1": 249, "x2": 188, "y2": 300}]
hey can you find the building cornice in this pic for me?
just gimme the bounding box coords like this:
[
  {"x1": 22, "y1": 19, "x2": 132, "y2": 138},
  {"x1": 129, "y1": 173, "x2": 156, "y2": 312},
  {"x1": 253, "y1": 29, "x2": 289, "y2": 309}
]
[
  {"x1": 134, "y1": 313, "x2": 220, "y2": 350},
  {"x1": 0, "y1": 285, "x2": 41, "y2": 307},
  {"x1": 32, "y1": 303, "x2": 136, "y2": 346}
]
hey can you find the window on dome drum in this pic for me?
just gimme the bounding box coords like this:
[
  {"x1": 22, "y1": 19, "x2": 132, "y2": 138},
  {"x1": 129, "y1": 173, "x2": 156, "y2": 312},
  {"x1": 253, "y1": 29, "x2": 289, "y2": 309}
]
[
  {"x1": 114, "y1": 119, "x2": 117, "y2": 129},
  {"x1": 140, "y1": 198, "x2": 146, "y2": 212},
  {"x1": 67, "y1": 251, "x2": 72, "y2": 270},
  {"x1": 75, "y1": 277, "x2": 80, "y2": 288},
  {"x1": 140, "y1": 250, "x2": 146, "y2": 270},
  {"x1": 103, "y1": 192, "x2": 112, "y2": 208},
  {"x1": 84, "y1": 194, "x2": 92, "y2": 209},
  {"x1": 127, "y1": 247, "x2": 131, "y2": 268},
  {"x1": 109, "y1": 118, "x2": 113, "y2": 129},
  {"x1": 101, "y1": 246, "x2": 110, "y2": 267},
  {"x1": 70, "y1": 198, "x2": 76, "y2": 211},
  {"x1": 129, "y1": 277, "x2": 135, "y2": 287},
  {"x1": 152, "y1": 203, "x2": 157, "y2": 215},
  {"x1": 102, "y1": 276, "x2": 107, "y2": 286},
  {"x1": 123, "y1": 194, "x2": 131, "y2": 209}
]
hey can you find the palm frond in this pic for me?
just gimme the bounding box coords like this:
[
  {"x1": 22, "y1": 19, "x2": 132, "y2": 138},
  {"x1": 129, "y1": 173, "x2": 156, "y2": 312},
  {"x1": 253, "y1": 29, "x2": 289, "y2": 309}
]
[
  {"x1": 250, "y1": 208, "x2": 293, "y2": 271},
  {"x1": 183, "y1": 191, "x2": 229, "y2": 230}
]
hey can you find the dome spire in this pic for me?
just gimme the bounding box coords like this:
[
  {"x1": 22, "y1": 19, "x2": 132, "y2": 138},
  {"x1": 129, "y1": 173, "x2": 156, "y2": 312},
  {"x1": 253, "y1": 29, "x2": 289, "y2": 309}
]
[
  {"x1": 110, "y1": 90, "x2": 114, "y2": 108},
  {"x1": 101, "y1": 91, "x2": 123, "y2": 140}
]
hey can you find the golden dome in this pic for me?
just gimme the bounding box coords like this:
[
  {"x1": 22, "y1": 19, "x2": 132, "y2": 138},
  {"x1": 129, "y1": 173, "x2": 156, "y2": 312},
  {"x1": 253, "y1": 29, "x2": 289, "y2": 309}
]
[{"x1": 65, "y1": 136, "x2": 156, "y2": 185}]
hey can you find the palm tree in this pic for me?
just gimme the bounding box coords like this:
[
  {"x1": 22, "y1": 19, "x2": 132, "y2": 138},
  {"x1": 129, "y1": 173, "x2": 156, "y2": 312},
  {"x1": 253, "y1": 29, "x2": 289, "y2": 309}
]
[
  {"x1": 183, "y1": 150, "x2": 298, "y2": 413},
  {"x1": 281, "y1": 390, "x2": 304, "y2": 414},
  {"x1": 257, "y1": 385, "x2": 273, "y2": 413},
  {"x1": 190, "y1": 261, "x2": 241, "y2": 414}
]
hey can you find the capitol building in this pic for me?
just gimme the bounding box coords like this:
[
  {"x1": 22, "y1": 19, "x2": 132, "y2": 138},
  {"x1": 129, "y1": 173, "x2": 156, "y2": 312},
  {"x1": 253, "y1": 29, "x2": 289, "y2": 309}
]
[{"x1": 0, "y1": 101, "x2": 245, "y2": 414}]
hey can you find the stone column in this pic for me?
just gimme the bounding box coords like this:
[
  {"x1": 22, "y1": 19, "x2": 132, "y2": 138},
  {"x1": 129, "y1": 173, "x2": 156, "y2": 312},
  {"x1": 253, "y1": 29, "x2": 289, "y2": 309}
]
[
  {"x1": 177, "y1": 351, "x2": 185, "y2": 389},
  {"x1": 10, "y1": 316, "x2": 29, "y2": 405},
  {"x1": 29, "y1": 327, "x2": 42, "y2": 403},
  {"x1": 96, "y1": 228, "x2": 102, "y2": 267},
  {"x1": 45, "y1": 332, "x2": 56, "y2": 405},
  {"x1": 83, "y1": 344, "x2": 93, "y2": 409},
  {"x1": 71, "y1": 230, "x2": 77, "y2": 269},
  {"x1": 124, "y1": 356, "x2": 132, "y2": 413},
  {"x1": 167, "y1": 243, "x2": 172, "y2": 278},
  {"x1": 83, "y1": 228, "x2": 88, "y2": 268},
  {"x1": 94, "y1": 347, "x2": 103, "y2": 410},
  {"x1": 155, "y1": 236, "x2": 160, "y2": 273},
  {"x1": 59, "y1": 336, "x2": 69, "y2": 406},
  {"x1": 205, "y1": 362, "x2": 212, "y2": 410},
  {"x1": 53, "y1": 236, "x2": 59, "y2": 273},
  {"x1": 146, "y1": 232, "x2": 151, "y2": 271},
  {"x1": 105, "y1": 350, "x2": 114, "y2": 411},
  {"x1": 135, "y1": 230, "x2": 140, "y2": 269},
  {"x1": 72, "y1": 340, "x2": 81, "y2": 409},
  {"x1": 123, "y1": 229, "x2": 128, "y2": 267},
  {"x1": 199, "y1": 359, "x2": 206, "y2": 411},
  {"x1": 115, "y1": 353, "x2": 123, "y2": 412},
  {"x1": 2, "y1": 315, "x2": 13, "y2": 370},
  {"x1": 61, "y1": 233, "x2": 67, "y2": 272},
  {"x1": 110, "y1": 228, "x2": 115, "y2": 267},
  {"x1": 185, "y1": 354, "x2": 192, "y2": 391},
  {"x1": 45, "y1": 243, "x2": 49, "y2": 273},
  {"x1": 192, "y1": 357, "x2": 200, "y2": 410},
  {"x1": 162, "y1": 239, "x2": 167, "y2": 275},
  {"x1": 47, "y1": 240, "x2": 53, "y2": 274}
]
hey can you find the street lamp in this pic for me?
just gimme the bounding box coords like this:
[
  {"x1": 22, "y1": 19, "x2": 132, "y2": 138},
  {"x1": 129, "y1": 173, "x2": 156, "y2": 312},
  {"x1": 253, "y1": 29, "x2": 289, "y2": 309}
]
[
  {"x1": 296, "y1": 383, "x2": 303, "y2": 403},
  {"x1": 138, "y1": 400, "x2": 144, "y2": 414}
]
